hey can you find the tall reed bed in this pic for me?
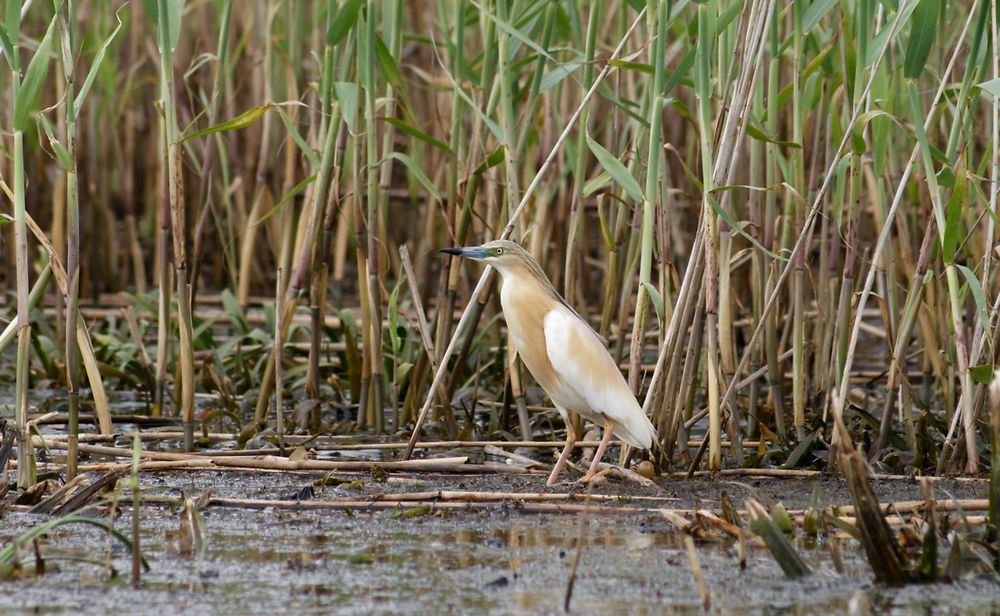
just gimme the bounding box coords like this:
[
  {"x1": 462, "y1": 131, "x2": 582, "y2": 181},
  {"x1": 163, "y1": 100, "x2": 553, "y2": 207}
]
[{"x1": 0, "y1": 0, "x2": 998, "y2": 476}]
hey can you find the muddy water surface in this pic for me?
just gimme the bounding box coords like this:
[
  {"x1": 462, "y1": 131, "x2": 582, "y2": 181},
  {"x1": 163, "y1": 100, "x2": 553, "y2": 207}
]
[{"x1": 0, "y1": 471, "x2": 997, "y2": 615}]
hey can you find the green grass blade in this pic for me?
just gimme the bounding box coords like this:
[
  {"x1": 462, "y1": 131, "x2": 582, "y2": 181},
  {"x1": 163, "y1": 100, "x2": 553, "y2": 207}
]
[
  {"x1": 328, "y1": 0, "x2": 363, "y2": 46},
  {"x1": 903, "y1": 0, "x2": 940, "y2": 79},
  {"x1": 385, "y1": 152, "x2": 441, "y2": 202},
  {"x1": 274, "y1": 106, "x2": 322, "y2": 168},
  {"x1": 252, "y1": 174, "x2": 318, "y2": 227},
  {"x1": 73, "y1": 7, "x2": 125, "y2": 114},
  {"x1": 803, "y1": 0, "x2": 838, "y2": 32},
  {"x1": 585, "y1": 131, "x2": 642, "y2": 203},
  {"x1": 181, "y1": 104, "x2": 274, "y2": 142},
  {"x1": 13, "y1": 14, "x2": 58, "y2": 130},
  {"x1": 374, "y1": 34, "x2": 404, "y2": 90},
  {"x1": 381, "y1": 117, "x2": 453, "y2": 154},
  {"x1": 942, "y1": 165, "x2": 965, "y2": 263},
  {"x1": 470, "y1": 0, "x2": 556, "y2": 64},
  {"x1": 334, "y1": 81, "x2": 359, "y2": 128},
  {"x1": 0, "y1": 21, "x2": 13, "y2": 70},
  {"x1": 957, "y1": 264, "x2": 992, "y2": 343}
]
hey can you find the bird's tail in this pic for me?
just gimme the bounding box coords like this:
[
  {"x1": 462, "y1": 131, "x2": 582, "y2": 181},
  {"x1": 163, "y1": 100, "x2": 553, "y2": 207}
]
[{"x1": 613, "y1": 410, "x2": 657, "y2": 451}]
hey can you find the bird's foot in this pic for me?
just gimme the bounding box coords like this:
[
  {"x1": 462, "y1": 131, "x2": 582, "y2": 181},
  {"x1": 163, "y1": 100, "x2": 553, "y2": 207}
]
[
  {"x1": 549, "y1": 475, "x2": 583, "y2": 487},
  {"x1": 575, "y1": 468, "x2": 612, "y2": 485},
  {"x1": 546, "y1": 467, "x2": 566, "y2": 485}
]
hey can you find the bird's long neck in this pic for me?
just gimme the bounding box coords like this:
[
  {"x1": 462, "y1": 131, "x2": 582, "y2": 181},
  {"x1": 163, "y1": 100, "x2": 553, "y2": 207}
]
[
  {"x1": 496, "y1": 261, "x2": 589, "y2": 330},
  {"x1": 496, "y1": 261, "x2": 560, "y2": 304},
  {"x1": 497, "y1": 260, "x2": 576, "y2": 312}
]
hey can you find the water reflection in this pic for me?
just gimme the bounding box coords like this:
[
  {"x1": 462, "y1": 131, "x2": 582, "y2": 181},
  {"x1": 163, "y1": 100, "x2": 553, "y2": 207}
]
[{"x1": 0, "y1": 495, "x2": 998, "y2": 614}]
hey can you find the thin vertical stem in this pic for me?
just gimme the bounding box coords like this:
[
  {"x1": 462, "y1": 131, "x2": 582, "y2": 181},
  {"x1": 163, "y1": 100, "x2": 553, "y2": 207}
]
[
  {"x1": 59, "y1": 0, "x2": 81, "y2": 479},
  {"x1": 628, "y1": 0, "x2": 667, "y2": 395},
  {"x1": 156, "y1": 0, "x2": 194, "y2": 448}
]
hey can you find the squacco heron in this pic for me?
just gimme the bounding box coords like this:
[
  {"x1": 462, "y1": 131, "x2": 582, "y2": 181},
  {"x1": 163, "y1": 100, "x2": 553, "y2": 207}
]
[{"x1": 441, "y1": 240, "x2": 656, "y2": 484}]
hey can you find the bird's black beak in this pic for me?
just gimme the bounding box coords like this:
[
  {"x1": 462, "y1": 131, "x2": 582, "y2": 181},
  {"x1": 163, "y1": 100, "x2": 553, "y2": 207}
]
[{"x1": 439, "y1": 246, "x2": 489, "y2": 259}]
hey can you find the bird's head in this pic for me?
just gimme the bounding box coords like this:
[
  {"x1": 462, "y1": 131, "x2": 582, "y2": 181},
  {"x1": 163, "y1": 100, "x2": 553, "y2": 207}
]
[
  {"x1": 439, "y1": 239, "x2": 530, "y2": 276},
  {"x1": 441, "y1": 238, "x2": 569, "y2": 312}
]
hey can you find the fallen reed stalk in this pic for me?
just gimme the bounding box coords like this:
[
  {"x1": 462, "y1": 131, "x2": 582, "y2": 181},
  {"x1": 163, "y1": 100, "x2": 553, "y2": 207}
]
[
  {"x1": 159, "y1": 497, "x2": 643, "y2": 515},
  {"x1": 33, "y1": 438, "x2": 541, "y2": 474}
]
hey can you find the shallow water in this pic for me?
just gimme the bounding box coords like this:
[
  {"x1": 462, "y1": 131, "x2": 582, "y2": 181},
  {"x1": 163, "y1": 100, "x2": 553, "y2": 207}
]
[{"x1": 2, "y1": 499, "x2": 999, "y2": 615}]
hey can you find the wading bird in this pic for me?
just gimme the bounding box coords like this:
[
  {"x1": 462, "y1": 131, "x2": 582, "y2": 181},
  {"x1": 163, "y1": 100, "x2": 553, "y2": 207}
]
[{"x1": 441, "y1": 240, "x2": 656, "y2": 484}]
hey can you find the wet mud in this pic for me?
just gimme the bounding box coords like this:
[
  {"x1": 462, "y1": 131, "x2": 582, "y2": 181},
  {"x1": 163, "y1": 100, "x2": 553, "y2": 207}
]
[{"x1": 0, "y1": 470, "x2": 996, "y2": 615}]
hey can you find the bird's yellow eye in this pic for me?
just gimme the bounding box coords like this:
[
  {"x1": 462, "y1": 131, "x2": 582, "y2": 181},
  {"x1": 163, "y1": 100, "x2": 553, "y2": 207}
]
[{"x1": 495, "y1": 247, "x2": 504, "y2": 255}]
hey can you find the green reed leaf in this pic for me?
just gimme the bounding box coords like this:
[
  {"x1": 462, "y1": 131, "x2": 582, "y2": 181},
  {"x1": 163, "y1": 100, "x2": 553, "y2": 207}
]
[
  {"x1": 585, "y1": 132, "x2": 643, "y2": 203},
  {"x1": 13, "y1": 15, "x2": 57, "y2": 131}
]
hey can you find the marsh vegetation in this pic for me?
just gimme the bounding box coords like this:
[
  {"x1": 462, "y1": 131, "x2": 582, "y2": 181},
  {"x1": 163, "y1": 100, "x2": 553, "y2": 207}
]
[{"x1": 2, "y1": 0, "x2": 1000, "y2": 609}]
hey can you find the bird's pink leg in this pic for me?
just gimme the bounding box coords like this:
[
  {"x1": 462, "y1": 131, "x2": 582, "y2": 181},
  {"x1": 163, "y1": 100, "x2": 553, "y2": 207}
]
[
  {"x1": 547, "y1": 424, "x2": 576, "y2": 485},
  {"x1": 580, "y1": 417, "x2": 614, "y2": 483}
]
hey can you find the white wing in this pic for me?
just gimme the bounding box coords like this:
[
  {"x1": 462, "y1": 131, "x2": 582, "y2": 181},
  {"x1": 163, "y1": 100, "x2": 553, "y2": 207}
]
[{"x1": 543, "y1": 308, "x2": 655, "y2": 449}]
